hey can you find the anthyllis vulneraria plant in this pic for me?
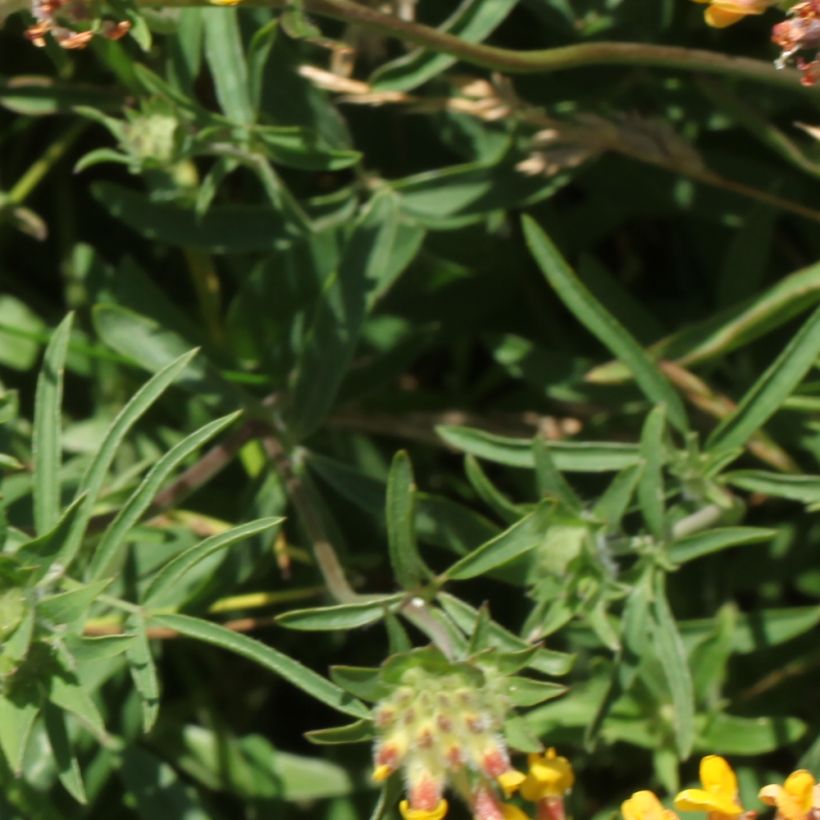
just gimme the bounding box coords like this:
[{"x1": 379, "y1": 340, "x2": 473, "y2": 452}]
[{"x1": 622, "y1": 757, "x2": 820, "y2": 820}]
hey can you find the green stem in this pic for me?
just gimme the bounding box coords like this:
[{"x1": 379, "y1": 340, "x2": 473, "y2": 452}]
[
  {"x1": 7, "y1": 121, "x2": 87, "y2": 205},
  {"x1": 139, "y1": 0, "x2": 811, "y2": 92}
]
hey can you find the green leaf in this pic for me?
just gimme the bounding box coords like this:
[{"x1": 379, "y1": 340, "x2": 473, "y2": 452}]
[
  {"x1": 437, "y1": 593, "x2": 574, "y2": 676},
  {"x1": 503, "y1": 714, "x2": 543, "y2": 753},
  {"x1": 668, "y1": 527, "x2": 775, "y2": 564},
  {"x1": 37, "y1": 579, "x2": 111, "y2": 626},
  {"x1": 305, "y1": 719, "x2": 375, "y2": 745},
  {"x1": 64, "y1": 634, "x2": 134, "y2": 662},
  {"x1": 145, "y1": 517, "x2": 283, "y2": 604},
  {"x1": 14, "y1": 495, "x2": 85, "y2": 584},
  {"x1": 202, "y1": 7, "x2": 253, "y2": 124},
  {"x1": 464, "y1": 454, "x2": 523, "y2": 523},
  {"x1": 588, "y1": 259, "x2": 820, "y2": 382},
  {"x1": 696, "y1": 713, "x2": 806, "y2": 755},
  {"x1": 254, "y1": 126, "x2": 361, "y2": 171},
  {"x1": 44, "y1": 702, "x2": 87, "y2": 804},
  {"x1": 506, "y1": 677, "x2": 567, "y2": 707},
  {"x1": 287, "y1": 192, "x2": 416, "y2": 440},
  {"x1": 0, "y1": 683, "x2": 41, "y2": 775},
  {"x1": 532, "y1": 439, "x2": 582, "y2": 511},
  {"x1": 49, "y1": 664, "x2": 106, "y2": 741},
  {"x1": 708, "y1": 304, "x2": 820, "y2": 454},
  {"x1": 89, "y1": 411, "x2": 241, "y2": 578},
  {"x1": 32, "y1": 313, "x2": 72, "y2": 536},
  {"x1": 638, "y1": 405, "x2": 667, "y2": 541},
  {"x1": 442, "y1": 502, "x2": 552, "y2": 581},
  {"x1": 61, "y1": 349, "x2": 199, "y2": 570},
  {"x1": 92, "y1": 304, "x2": 247, "y2": 408},
  {"x1": 92, "y1": 182, "x2": 293, "y2": 253},
  {"x1": 126, "y1": 615, "x2": 160, "y2": 733},
  {"x1": 437, "y1": 426, "x2": 640, "y2": 471},
  {"x1": 522, "y1": 215, "x2": 688, "y2": 433},
  {"x1": 329, "y1": 666, "x2": 392, "y2": 702},
  {"x1": 150, "y1": 613, "x2": 369, "y2": 718},
  {"x1": 370, "y1": 0, "x2": 518, "y2": 91},
  {"x1": 651, "y1": 577, "x2": 694, "y2": 759},
  {"x1": 119, "y1": 746, "x2": 212, "y2": 820},
  {"x1": 394, "y1": 164, "x2": 570, "y2": 227},
  {"x1": 386, "y1": 451, "x2": 426, "y2": 588},
  {"x1": 276, "y1": 597, "x2": 402, "y2": 632},
  {"x1": 724, "y1": 470, "x2": 820, "y2": 505},
  {"x1": 592, "y1": 464, "x2": 643, "y2": 530}
]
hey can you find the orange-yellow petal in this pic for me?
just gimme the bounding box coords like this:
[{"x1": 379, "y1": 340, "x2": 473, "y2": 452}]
[
  {"x1": 700, "y1": 756, "x2": 738, "y2": 799},
  {"x1": 400, "y1": 799, "x2": 449, "y2": 820},
  {"x1": 704, "y1": 6, "x2": 746, "y2": 26},
  {"x1": 501, "y1": 805, "x2": 530, "y2": 820},
  {"x1": 498, "y1": 770, "x2": 526, "y2": 797},
  {"x1": 675, "y1": 788, "x2": 742, "y2": 816},
  {"x1": 521, "y1": 748, "x2": 575, "y2": 801},
  {"x1": 622, "y1": 790, "x2": 679, "y2": 820},
  {"x1": 372, "y1": 764, "x2": 392, "y2": 782},
  {"x1": 759, "y1": 771, "x2": 816, "y2": 820}
]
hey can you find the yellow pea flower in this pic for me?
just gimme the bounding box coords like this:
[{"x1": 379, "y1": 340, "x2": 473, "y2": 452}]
[
  {"x1": 691, "y1": 0, "x2": 775, "y2": 27},
  {"x1": 675, "y1": 756, "x2": 744, "y2": 820},
  {"x1": 520, "y1": 748, "x2": 574, "y2": 802},
  {"x1": 500, "y1": 804, "x2": 530, "y2": 820},
  {"x1": 622, "y1": 791, "x2": 680, "y2": 820},
  {"x1": 759, "y1": 770, "x2": 816, "y2": 820}
]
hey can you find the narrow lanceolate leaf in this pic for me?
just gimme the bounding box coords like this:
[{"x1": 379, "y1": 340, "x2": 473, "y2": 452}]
[
  {"x1": 438, "y1": 425, "x2": 640, "y2": 471},
  {"x1": 89, "y1": 411, "x2": 241, "y2": 579},
  {"x1": 386, "y1": 451, "x2": 427, "y2": 588},
  {"x1": 593, "y1": 464, "x2": 643, "y2": 530},
  {"x1": 532, "y1": 439, "x2": 582, "y2": 511},
  {"x1": 15, "y1": 494, "x2": 85, "y2": 584},
  {"x1": 522, "y1": 216, "x2": 688, "y2": 433},
  {"x1": 126, "y1": 615, "x2": 159, "y2": 733},
  {"x1": 724, "y1": 470, "x2": 820, "y2": 505},
  {"x1": 151, "y1": 613, "x2": 370, "y2": 719},
  {"x1": 144, "y1": 517, "x2": 283, "y2": 604},
  {"x1": 638, "y1": 405, "x2": 667, "y2": 541},
  {"x1": 276, "y1": 596, "x2": 403, "y2": 631},
  {"x1": 0, "y1": 685, "x2": 41, "y2": 775},
  {"x1": 48, "y1": 663, "x2": 106, "y2": 741},
  {"x1": 442, "y1": 502, "x2": 552, "y2": 581},
  {"x1": 61, "y1": 349, "x2": 198, "y2": 570},
  {"x1": 652, "y1": 577, "x2": 695, "y2": 759},
  {"x1": 708, "y1": 305, "x2": 820, "y2": 454},
  {"x1": 506, "y1": 677, "x2": 567, "y2": 707},
  {"x1": 38, "y1": 579, "x2": 111, "y2": 626},
  {"x1": 44, "y1": 702, "x2": 87, "y2": 804},
  {"x1": 305, "y1": 719, "x2": 375, "y2": 745},
  {"x1": 32, "y1": 313, "x2": 73, "y2": 536},
  {"x1": 668, "y1": 527, "x2": 775, "y2": 564},
  {"x1": 202, "y1": 7, "x2": 253, "y2": 124},
  {"x1": 370, "y1": 0, "x2": 518, "y2": 92}
]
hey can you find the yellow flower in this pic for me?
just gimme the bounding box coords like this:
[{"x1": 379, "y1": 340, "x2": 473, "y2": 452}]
[
  {"x1": 675, "y1": 756, "x2": 743, "y2": 819},
  {"x1": 622, "y1": 791, "x2": 680, "y2": 820},
  {"x1": 500, "y1": 804, "x2": 530, "y2": 820},
  {"x1": 400, "y1": 798, "x2": 449, "y2": 820},
  {"x1": 498, "y1": 770, "x2": 527, "y2": 797},
  {"x1": 759, "y1": 770, "x2": 816, "y2": 820},
  {"x1": 691, "y1": 0, "x2": 774, "y2": 27},
  {"x1": 520, "y1": 748, "x2": 574, "y2": 802}
]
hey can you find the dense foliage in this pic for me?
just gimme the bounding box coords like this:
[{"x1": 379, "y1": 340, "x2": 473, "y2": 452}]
[{"x1": 1, "y1": 0, "x2": 819, "y2": 818}]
